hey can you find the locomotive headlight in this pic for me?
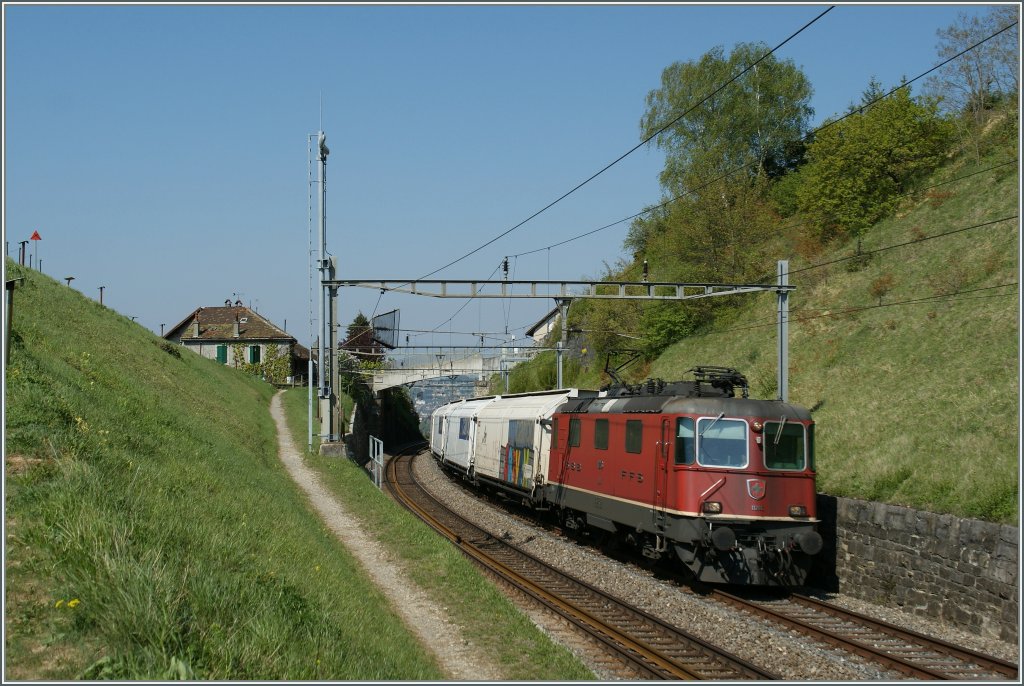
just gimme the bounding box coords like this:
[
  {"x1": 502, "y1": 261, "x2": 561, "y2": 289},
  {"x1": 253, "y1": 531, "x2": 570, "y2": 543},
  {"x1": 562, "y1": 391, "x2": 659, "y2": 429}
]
[
  {"x1": 751, "y1": 421, "x2": 763, "y2": 433},
  {"x1": 702, "y1": 501, "x2": 723, "y2": 514},
  {"x1": 788, "y1": 505, "x2": 808, "y2": 517}
]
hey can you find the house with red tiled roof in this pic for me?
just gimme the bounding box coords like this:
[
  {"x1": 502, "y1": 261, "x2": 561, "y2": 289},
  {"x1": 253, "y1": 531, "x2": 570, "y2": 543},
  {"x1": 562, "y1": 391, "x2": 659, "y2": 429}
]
[{"x1": 164, "y1": 300, "x2": 309, "y2": 383}]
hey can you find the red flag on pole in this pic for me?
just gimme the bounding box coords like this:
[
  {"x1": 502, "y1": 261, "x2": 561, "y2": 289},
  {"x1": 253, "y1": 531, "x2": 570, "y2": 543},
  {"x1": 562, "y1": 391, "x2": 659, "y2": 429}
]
[{"x1": 30, "y1": 231, "x2": 41, "y2": 240}]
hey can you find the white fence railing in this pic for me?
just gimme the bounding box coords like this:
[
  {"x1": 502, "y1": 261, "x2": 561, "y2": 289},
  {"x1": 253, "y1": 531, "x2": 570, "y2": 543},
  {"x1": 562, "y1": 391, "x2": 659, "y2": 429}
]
[{"x1": 369, "y1": 436, "x2": 384, "y2": 489}]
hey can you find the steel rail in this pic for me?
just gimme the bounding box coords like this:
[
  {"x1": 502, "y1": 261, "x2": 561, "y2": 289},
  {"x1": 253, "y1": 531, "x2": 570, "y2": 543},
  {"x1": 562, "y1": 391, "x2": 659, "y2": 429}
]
[
  {"x1": 386, "y1": 454, "x2": 683, "y2": 679},
  {"x1": 713, "y1": 589, "x2": 1017, "y2": 681},
  {"x1": 386, "y1": 452, "x2": 775, "y2": 681},
  {"x1": 790, "y1": 593, "x2": 1019, "y2": 680}
]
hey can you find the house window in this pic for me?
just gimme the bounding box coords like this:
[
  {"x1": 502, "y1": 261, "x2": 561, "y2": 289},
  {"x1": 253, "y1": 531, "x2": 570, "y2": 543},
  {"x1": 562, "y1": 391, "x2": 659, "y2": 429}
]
[
  {"x1": 248, "y1": 345, "x2": 261, "y2": 364},
  {"x1": 216, "y1": 345, "x2": 228, "y2": 364}
]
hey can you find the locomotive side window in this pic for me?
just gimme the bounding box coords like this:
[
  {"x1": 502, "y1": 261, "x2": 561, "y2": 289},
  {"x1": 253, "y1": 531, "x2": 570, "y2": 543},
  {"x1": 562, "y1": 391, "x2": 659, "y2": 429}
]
[
  {"x1": 808, "y1": 424, "x2": 815, "y2": 471},
  {"x1": 436, "y1": 417, "x2": 443, "y2": 435},
  {"x1": 594, "y1": 419, "x2": 609, "y2": 450},
  {"x1": 459, "y1": 417, "x2": 470, "y2": 441},
  {"x1": 551, "y1": 417, "x2": 559, "y2": 449},
  {"x1": 764, "y1": 421, "x2": 806, "y2": 470},
  {"x1": 675, "y1": 417, "x2": 695, "y2": 465},
  {"x1": 569, "y1": 418, "x2": 581, "y2": 447},
  {"x1": 697, "y1": 418, "x2": 747, "y2": 467},
  {"x1": 625, "y1": 420, "x2": 643, "y2": 454}
]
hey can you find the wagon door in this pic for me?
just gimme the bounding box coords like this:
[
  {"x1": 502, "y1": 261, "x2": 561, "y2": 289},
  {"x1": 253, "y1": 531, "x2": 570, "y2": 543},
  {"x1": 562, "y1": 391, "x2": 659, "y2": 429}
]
[{"x1": 654, "y1": 417, "x2": 671, "y2": 529}]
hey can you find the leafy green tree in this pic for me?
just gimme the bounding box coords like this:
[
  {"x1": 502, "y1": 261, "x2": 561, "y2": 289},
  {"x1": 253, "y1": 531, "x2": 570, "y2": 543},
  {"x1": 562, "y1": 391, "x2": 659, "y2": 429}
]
[
  {"x1": 795, "y1": 85, "x2": 953, "y2": 240},
  {"x1": 591, "y1": 43, "x2": 815, "y2": 365},
  {"x1": 261, "y1": 343, "x2": 291, "y2": 384},
  {"x1": 345, "y1": 312, "x2": 372, "y2": 346},
  {"x1": 641, "y1": 42, "x2": 814, "y2": 193}
]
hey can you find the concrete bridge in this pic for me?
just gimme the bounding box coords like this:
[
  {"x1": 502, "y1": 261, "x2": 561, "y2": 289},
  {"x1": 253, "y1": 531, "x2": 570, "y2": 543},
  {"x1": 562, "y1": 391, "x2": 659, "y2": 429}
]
[{"x1": 371, "y1": 349, "x2": 540, "y2": 392}]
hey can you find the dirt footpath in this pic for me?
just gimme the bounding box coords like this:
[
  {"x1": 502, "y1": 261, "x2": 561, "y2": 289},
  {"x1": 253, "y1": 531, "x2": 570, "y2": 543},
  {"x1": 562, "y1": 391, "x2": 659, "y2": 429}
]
[{"x1": 269, "y1": 391, "x2": 504, "y2": 680}]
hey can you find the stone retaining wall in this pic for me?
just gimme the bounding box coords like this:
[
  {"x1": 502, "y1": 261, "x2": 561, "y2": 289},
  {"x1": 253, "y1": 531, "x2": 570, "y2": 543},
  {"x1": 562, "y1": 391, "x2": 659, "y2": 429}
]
[{"x1": 814, "y1": 495, "x2": 1018, "y2": 642}]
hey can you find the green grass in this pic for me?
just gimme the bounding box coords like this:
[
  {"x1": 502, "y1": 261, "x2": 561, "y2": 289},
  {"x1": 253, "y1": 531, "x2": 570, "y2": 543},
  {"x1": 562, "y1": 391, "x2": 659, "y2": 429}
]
[
  {"x1": 489, "y1": 150, "x2": 1018, "y2": 523},
  {"x1": 4, "y1": 262, "x2": 444, "y2": 680},
  {"x1": 279, "y1": 387, "x2": 595, "y2": 681},
  {"x1": 648, "y1": 151, "x2": 1019, "y2": 522}
]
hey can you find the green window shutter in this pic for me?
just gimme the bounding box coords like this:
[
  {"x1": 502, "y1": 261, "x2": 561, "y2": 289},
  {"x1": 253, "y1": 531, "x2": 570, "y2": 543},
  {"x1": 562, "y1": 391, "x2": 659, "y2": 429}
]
[
  {"x1": 216, "y1": 345, "x2": 227, "y2": 364},
  {"x1": 249, "y1": 345, "x2": 261, "y2": 364}
]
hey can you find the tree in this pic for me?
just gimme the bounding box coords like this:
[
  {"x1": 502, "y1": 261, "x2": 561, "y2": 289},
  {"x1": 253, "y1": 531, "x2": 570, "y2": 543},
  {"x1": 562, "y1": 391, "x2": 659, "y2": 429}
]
[
  {"x1": 343, "y1": 312, "x2": 383, "y2": 364},
  {"x1": 795, "y1": 85, "x2": 953, "y2": 241},
  {"x1": 346, "y1": 312, "x2": 372, "y2": 346},
  {"x1": 926, "y1": 7, "x2": 1020, "y2": 159},
  {"x1": 641, "y1": 42, "x2": 814, "y2": 194}
]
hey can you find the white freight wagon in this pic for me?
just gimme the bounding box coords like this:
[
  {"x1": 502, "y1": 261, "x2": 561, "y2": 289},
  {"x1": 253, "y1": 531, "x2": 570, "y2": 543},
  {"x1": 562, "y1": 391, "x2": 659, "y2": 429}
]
[
  {"x1": 473, "y1": 389, "x2": 597, "y2": 497},
  {"x1": 439, "y1": 396, "x2": 498, "y2": 475}
]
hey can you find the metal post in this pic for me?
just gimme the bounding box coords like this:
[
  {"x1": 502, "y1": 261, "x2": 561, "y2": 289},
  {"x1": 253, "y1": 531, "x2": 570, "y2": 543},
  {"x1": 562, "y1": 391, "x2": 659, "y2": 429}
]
[
  {"x1": 307, "y1": 133, "x2": 315, "y2": 453},
  {"x1": 98, "y1": 286, "x2": 105, "y2": 306},
  {"x1": 317, "y1": 130, "x2": 335, "y2": 442},
  {"x1": 5, "y1": 279, "x2": 22, "y2": 367},
  {"x1": 777, "y1": 260, "x2": 789, "y2": 403},
  {"x1": 308, "y1": 357, "x2": 314, "y2": 451},
  {"x1": 329, "y1": 256, "x2": 339, "y2": 441},
  {"x1": 555, "y1": 297, "x2": 570, "y2": 389}
]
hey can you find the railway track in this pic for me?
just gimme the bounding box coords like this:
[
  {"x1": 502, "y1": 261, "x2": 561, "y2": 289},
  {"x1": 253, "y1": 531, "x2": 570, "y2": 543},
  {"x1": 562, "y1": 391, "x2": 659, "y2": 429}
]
[
  {"x1": 385, "y1": 450, "x2": 777, "y2": 681},
  {"x1": 711, "y1": 590, "x2": 1018, "y2": 681}
]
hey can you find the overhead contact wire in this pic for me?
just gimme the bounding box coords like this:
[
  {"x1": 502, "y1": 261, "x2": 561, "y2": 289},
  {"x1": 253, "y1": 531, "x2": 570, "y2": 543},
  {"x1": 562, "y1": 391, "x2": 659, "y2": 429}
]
[
  {"x1": 406, "y1": 6, "x2": 836, "y2": 284},
  {"x1": 508, "y1": 21, "x2": 1018, "y2": 261}
]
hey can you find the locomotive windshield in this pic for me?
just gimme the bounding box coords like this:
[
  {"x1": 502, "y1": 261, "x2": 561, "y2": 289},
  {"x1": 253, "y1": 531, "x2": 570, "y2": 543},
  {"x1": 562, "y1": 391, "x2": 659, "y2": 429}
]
[
  {"x1": 764, "y1": 421, "x2": 806, "y2": 470},
  {"x1": 697, "y1": 418, "x2": 748, "y2": 468}
]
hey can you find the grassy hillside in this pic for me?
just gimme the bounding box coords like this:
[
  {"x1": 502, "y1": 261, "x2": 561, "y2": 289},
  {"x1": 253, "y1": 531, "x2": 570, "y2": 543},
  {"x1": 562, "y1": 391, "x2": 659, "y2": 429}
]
[
  {"x1": 649, "y1": 151, "x2": 1018, "y2": 522},
  {"x1": 499, "y1": 150, "x2": 1019, "y2": 523},
  {"x1": 3, "y1": 263, "x2": 445, "y2": 680},
  {"x1": 279, "y1": 388, "x2": 593, "y2": 681}
]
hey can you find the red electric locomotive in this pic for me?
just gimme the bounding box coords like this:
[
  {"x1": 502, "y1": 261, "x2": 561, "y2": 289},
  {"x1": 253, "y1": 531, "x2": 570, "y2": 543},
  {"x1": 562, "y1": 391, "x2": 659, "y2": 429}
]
[{"x1": 544, "y1": 367, "x2": 822, "y2": 585}]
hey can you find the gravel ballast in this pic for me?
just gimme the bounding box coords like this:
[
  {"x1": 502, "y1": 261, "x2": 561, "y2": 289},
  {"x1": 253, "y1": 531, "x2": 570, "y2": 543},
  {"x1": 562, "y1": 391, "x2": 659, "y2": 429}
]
[{"x1": 412, "y1": 452, "x2": 1019, "y2": 680}]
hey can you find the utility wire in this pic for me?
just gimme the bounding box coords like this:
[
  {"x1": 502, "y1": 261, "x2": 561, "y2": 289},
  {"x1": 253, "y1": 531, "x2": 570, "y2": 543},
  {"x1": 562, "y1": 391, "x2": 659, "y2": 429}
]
[
  {"x1": 781, "y1": 215, "x2": 1018, "y2": 279},
  {"x1": 506, "y1": 21, "x2": 1018, "y2": 261},
  {"x1": 410, "y1": 6, "x2": 836, "y2": 282},
  {"x1": 682, "y1": 283, "x2": 1018, "y2": 340},
  {"x1": 399, "y1": 16, "x2": 1016, "y2": 346}
]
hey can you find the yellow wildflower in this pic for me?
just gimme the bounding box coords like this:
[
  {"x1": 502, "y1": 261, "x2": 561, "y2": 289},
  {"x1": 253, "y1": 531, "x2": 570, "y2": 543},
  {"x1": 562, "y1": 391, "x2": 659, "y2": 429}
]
[
  {"x1": 68, "y1": 598, "x2": 80, "y2": 608},
  {"x1": 55, "y1": 599, "x2": 64, "y2": 608}
]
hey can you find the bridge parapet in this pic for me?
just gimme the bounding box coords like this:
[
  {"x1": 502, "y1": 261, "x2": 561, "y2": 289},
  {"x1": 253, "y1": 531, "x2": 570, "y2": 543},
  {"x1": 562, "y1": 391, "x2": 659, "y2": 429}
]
[{"x1": 370, "y1": 349, "x2": 538, "y2": 392}]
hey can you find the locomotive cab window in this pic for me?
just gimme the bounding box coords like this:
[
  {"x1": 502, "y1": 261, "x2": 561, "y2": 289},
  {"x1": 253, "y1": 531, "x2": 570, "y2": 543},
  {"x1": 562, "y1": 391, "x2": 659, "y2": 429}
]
[
  {"x1": 625, "y1": 420, "x2": 643, "y2": 454},
  {"x1": 697, "y1": 417, "x2": 747, "y2": 468},
  {"x1": 594, "y1": 418, "x2": 609, "y2": 450},
  {"x1": 568, "y1": 418, "x2": 581, "y2": 447},
  {"x1": 675, "y1": 417, "x2": 695, "y2": 465},
  {"x1": 765, "y1": 421, "x2": 806, "y2": 470}
]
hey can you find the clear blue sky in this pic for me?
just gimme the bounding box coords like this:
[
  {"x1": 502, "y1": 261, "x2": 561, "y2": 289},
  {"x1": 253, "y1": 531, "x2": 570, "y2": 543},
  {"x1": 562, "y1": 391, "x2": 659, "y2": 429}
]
[{"x1": 3, "y1": 2, "x2": 996, "y2": 356}]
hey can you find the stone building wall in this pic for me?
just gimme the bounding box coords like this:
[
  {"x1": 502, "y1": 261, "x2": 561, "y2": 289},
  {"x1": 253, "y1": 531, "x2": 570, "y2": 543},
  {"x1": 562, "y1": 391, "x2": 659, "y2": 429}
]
[{"x1": 814, "y1": 494, "x2": 1019, "y2": 642}]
